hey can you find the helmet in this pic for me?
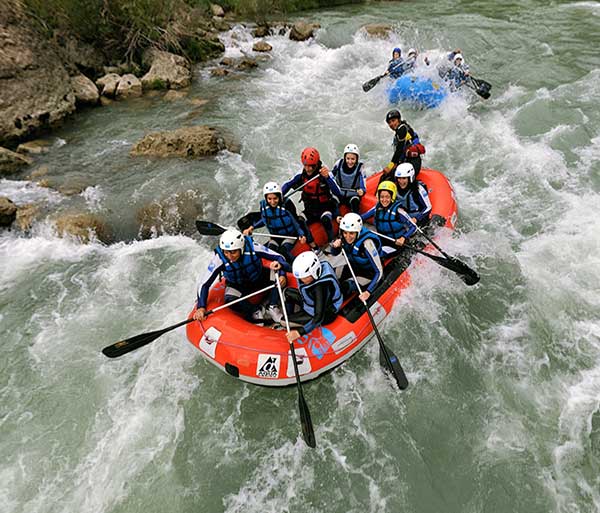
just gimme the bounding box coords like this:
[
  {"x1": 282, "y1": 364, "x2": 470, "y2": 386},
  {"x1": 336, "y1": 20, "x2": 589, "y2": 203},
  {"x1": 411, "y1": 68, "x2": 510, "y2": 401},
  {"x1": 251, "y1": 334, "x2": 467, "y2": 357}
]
[
  {"x1": 453, "y1": 53, "x2": 463, "y2": 64},
  {"x1": 377, "y1": 181, "x2": 397, "y2": 202},
  {"x1": 392, "y1": 47, "x2": 402, "y2": 56},
  {"x1": 339, "y1": 212, "x2": 363, "y2": 233},
  {"x1": 407, "y1": 48, "x2": 417, "y2": 56},
  {"x1": 343, "y1": 143, "x2": 360, "y2": 159},
  {"x1": 385, "y1": 109, "x2": 401, "y2": 123},
  {"x1": 219, "y1": 229, "x2": 244, "y2": 251},
  {"x1": 394, "y1": 162, "x2": 415, "y2": 182},
  {"x1": 293, "y1": 251, "x2": 321, "y2": 280},
  {"x1": 263, "y1": 181, "x2": 282, "y2": 197},
  {"x1": 301, "y1": 147, "x2": 320, "y2": 166}
]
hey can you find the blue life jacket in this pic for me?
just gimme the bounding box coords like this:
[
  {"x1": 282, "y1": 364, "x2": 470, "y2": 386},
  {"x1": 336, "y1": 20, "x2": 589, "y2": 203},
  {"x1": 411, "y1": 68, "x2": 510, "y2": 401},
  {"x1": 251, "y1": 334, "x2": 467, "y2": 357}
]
[
  {"x1": 375, "y1": 201, "x2": 412, "y2": 239},
  {"x1": 388, "y1": 58, "x2": 405, "y2": 78},
  {"x1": 343, "y1": 228, "x2": 382, "y2": 270},
  {"x1": 332, "y1": 159, "x2": 364, "y2": 200},
  {"x1": 259, "y1": 199, "x2": 298, "y2": 236},
  {"x1": 299, "y1": 261, "x2": 343, "y2": 317},
  {"x1": 397, "y1": 182, "x2": 428, "y2": 216},
  {"x1": 215, "y1": 236, "x2": 263, "y2": 286}
]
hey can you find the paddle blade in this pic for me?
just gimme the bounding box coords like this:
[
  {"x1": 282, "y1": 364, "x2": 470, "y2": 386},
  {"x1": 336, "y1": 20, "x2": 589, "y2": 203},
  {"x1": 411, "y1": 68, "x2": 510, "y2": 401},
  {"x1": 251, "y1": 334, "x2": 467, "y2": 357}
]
[
  {"x1": 102, "y1": 318, "x2": 193, "y2": 358},
  {"x1": 447, "y1": 256, "x2": 480, "y2": 285},
  {"x1": 237, "y1": 211, "x2": 262, "y2": 231},
  {"x1": 362, "y1": 75, "x2": 382, "y2": 92},
  {"x1": 379, "y1": 344, "x2": 409, "y2": 390},
  {"x1": 195, "y1": 220, "x2": 226, "y2": 236},
  {"x1": 471, "y1": 77, "x2": 492, "y2": 99},
  {"x1": 298, "y1": 393, "x2": 317, "y2": 448}
]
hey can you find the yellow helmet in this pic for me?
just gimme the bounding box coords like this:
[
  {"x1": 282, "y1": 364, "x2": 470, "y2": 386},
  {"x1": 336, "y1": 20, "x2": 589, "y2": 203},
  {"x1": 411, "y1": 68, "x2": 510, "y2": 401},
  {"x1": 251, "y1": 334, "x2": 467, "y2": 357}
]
[{"x1": 377, "y1": 181, "x2": 397, "y2": 202}]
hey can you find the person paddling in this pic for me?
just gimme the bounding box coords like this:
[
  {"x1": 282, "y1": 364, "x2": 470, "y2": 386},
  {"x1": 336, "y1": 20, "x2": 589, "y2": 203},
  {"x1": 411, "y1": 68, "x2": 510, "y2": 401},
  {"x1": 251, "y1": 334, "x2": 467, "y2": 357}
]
[
  {"x1": 283, "y1": 251, "x2": 344, "y2": 343},
  {"x1": 383, "y1": 47, "x2": 406, "y2": 79},
  {"x1": 394, "y1": 163, "x2": 431, "y2": 227},
  {"x1": 282, "y1": 147, "x2": 342, "y2": 248},
  {"x1": 243, "y1": 181, "x2": 307, "y2": 263},
  {"x1": 379, "y1": 109, "x2": 426, "y2": 183},
  {"x1": 194, "y1": 229, "x2": 290, "y2": 324},
  {"x1": 362, "y1": 181, "x2": 416, "y2": 255},
  {"x1": 442, "y1": 52, "x2": 470, "y2": 90},
  {"x1": 330, "y1": 213, "x2": 383, "y2": 302},
  {"x1": 402, "y1": 48, "x2": 430, "y2": 73},
  {"x1": 331, "y1": 143, "x2": 366, "y2": 214}
]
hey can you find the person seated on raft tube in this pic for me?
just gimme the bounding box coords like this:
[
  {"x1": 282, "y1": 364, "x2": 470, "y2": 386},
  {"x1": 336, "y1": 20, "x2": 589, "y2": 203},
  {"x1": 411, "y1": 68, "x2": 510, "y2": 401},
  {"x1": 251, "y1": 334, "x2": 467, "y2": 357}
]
[
  {"x1": 282, "y1": 147, "x2": 342, "y2": 247},
  {"x1": 394, "y1": 163, "x2": 432, "y2": 227},
  {"x1": 379, "y1": 109, "x2": 426, "y2": 183},
  {"x1": 442, "y1": 52, "x2": 470, "y2": 90},
  {"x1": 284, "y1": 251, "x2": 344, "y2": 343},
  {"x1": 331, "y1": 143, "x2": 366, "y2": 214},
  {"x1": 242, "y1": 181, "x2": 307, "y2": 264},
  {"x1": 361, "y1": 181, "x2": 417, "y2": 256},
  {"x1": 194, "y1": 228, "x2": 290, "y2": 324},
  {"x1": 402, "y1": 48, "x2": 430, "y2": 73},
  {"x1": 383, "y1": 47, "x2": 406, "y2": 79},
  {"x1": 330, "y1": 213, "x2": 383, "y2": 302}
]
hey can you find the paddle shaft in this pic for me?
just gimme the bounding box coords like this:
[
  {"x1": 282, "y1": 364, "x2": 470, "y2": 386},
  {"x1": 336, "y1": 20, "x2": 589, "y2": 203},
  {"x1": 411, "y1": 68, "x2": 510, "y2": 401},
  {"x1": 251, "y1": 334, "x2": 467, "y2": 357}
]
[
  {"x1": 275, "y1": 276, "x2": 316, "y2": 448},
  {"x1": 340, "y1": 248, "x2": 408, "y2": 390}
]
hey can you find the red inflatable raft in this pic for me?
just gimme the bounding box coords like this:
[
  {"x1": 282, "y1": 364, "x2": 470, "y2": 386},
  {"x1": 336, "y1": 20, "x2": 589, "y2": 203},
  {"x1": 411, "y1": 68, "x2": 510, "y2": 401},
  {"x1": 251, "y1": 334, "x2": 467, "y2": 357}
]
[{"x1": 186, "y1": 168, "x2": 457, "y2": 386}]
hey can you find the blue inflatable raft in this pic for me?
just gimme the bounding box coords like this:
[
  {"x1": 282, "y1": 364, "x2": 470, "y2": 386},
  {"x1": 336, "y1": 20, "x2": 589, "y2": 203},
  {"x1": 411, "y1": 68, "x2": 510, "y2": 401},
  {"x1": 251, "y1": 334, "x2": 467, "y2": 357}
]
[{"x1": 387, "y1": 75, "x2": 448, "y2": 109}]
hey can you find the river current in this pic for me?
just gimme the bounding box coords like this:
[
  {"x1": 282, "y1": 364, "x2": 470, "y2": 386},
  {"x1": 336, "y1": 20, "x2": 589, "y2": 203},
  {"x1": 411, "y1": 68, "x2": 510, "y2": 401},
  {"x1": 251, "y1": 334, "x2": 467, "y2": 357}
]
[{"x1": 1, "y1": 1, "x2": 600, "y2": 512}]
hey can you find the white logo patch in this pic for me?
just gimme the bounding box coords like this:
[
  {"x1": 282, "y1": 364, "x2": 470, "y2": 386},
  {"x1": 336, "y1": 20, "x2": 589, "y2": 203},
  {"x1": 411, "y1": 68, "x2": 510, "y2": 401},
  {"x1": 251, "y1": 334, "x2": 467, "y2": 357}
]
[{"x1": 256, "y1": 354, "x2": 281, "y2": 379}]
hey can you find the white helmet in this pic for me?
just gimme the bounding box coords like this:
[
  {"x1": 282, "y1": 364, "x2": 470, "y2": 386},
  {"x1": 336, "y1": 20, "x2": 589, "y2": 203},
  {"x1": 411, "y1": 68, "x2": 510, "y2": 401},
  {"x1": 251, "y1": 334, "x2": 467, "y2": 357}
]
[
  {"x1": 407, "y1": 48, "x2": 417, "y2": 56},
  {"x1": 263, "y1": 181, "x2": 282, "y2": 197},
  {"x1": 339, "y1": 212, "x2": 363, "y2": 233},
  {"x1": 293, "y1": 251, "x2": 321, "y2": 280},
  {"x1": 453, "y1": 53, "x2": 464, "y2": 64},
  {"x1": 394, "y1": 162, "x2": 415, "y2": 182},
  {"x1": 343, "y1": 143, "x2": 360, "y2": 159},
  {"x1": 219, "y1": 229, "x2": 244, "y2": 251}
]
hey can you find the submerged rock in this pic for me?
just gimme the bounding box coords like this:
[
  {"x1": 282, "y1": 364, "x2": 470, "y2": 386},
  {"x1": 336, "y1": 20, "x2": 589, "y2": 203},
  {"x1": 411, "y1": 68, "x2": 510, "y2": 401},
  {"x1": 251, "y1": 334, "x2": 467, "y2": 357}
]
[
  {"x1": 131, "y1": 125, "x2": 237, "y2": 159},
  {"x1": 0, "y1": 196, "x2": 17, "y2": 227},
  {"x1": 137, "y1": 190, "x2": 203, "y2": 238},
  {"x1": 0, "y1": 146, "x2": 32, "y2": 175},
  {"x1": 361, "y1": 23, "x2": 393, "y2": 39},
  {"x1": 16, "y1": 139, "x2": 52, "y2": 155},
  {"x1": 15, "y1": 202, "x2": 41, "y2": 231},
  {"x1": 253, "y1": 41, "x2": 272, "y2": 53},
  {"x1": 53, "y1": 212, "x2": 111, "y2": 244}
]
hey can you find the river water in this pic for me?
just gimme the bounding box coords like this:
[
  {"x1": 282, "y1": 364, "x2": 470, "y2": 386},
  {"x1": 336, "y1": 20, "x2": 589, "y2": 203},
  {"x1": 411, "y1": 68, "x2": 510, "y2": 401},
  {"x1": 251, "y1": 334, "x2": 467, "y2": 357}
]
[{"x1": 2, "y1": 1, "x2": 600, "y2": 512}]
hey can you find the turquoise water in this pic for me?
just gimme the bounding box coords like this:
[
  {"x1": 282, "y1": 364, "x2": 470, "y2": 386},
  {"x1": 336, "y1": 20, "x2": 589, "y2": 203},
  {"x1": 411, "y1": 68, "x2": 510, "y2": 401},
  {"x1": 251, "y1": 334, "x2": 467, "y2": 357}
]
[{"x1": 2, "y1": 1, "x2": 600, "y2": 512}]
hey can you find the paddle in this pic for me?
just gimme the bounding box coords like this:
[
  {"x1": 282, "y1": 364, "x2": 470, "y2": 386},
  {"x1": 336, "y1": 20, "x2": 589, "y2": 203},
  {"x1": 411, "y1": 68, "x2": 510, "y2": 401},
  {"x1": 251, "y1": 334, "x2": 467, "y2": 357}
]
[
  {"x1": 196, "y1": 220, "x2": 296, "y2": 240},
  {"x1": 362, "y1": 73, "x2": 386, "y2": 93},
  {"x1": 274, "y1": 277, "x2": 316, "y2": 448},
  {"x1": 466, "y1": 76, "x2": 492, "y2": 99},
  {"x1": 237, "y1": 174, "x2": 321, "y2": 231},
  {"x1": 101, "y1": 284, "x2": 277, "y2": 358},
  {"x1": 372, "y1": 230, "x2": 479, "y2": 285},
  {"x1": 397, "y1": 213, "x2": 480, "y2": 285},
  {"x1": 340, "y1": 247, "x2": 408, "y2": 390}
]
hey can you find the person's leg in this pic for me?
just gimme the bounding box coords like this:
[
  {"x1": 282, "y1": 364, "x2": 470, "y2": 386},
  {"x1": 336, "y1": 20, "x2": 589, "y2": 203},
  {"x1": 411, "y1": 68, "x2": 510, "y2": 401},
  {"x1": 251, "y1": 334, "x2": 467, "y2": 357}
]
[{"x1": 348, "y1": 195, "x2": 361, "y2": 213}]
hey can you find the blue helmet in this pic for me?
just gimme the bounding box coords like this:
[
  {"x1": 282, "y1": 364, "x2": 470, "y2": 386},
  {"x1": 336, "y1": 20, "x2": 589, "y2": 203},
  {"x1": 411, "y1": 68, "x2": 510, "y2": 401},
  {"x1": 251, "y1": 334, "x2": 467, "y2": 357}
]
[{"x1": 392, "y1": 47, "x2": 401, "y2": 57}]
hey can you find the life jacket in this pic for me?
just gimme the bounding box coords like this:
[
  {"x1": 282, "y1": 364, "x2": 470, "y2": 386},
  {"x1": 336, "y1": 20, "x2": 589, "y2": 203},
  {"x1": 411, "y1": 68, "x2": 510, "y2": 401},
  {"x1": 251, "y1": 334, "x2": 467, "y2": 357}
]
[
  {"x1": 393, "y1": 122, "x2": 417, "y2": 152},
  {"x1": 342, "y1": 228, "x2": 382, "y2": 270},
  {"x1": 388, "y1": 58, "x2": 405, "y2": 78},
  {"x1": 215, "y1": 236, "x2": 263, "y2": 286},
  {"x1": 332, "y1": 158, "x2": 363, "y2": 200},
  {"x1": 396, "y1": 181, "x2": 428, "y2": 216},
  {"x1": 375, "y1": 201, "x2": 410, "y2": 240},
  {"x1": 299, "y1": 261, "x2": 343, "y2": 317},
  {"x1": 259, "y1": 198, "x2": 298, "y2": 236},
  {"x1": 300, "y1": 166, "x2": 332, "y2": 207}
]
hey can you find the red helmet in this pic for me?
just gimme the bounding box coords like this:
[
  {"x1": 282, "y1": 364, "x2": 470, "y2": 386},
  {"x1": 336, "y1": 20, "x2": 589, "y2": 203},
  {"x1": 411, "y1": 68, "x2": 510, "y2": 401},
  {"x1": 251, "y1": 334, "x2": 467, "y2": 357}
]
[{"x1": 301, "y1": 147, "x2": 320, "y2": 166}]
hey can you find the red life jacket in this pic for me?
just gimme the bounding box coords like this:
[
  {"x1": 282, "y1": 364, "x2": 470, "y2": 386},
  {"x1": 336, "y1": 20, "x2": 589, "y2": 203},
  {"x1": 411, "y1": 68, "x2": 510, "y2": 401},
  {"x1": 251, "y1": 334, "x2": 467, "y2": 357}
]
[{"x1": 301, "y1": 169, "x2": 331, "y2": 205}]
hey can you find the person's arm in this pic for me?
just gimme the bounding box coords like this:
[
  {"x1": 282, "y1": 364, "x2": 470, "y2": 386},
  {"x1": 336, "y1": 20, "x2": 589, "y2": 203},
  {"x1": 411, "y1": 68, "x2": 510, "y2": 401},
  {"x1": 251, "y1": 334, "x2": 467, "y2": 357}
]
[
  {"x1": 297, "y1": 281, "x2": 332, "y2": 335},
  {"x1": 393, "y1": 207, "x2": 417, "y2": 238},
  {"x1": 254, "y1": 242, "x2": 291, "y2": 272},
  {"x1": 362, "y1": 238, "x2": 384, "y2": 294},
  {"x1": 323, "y1": 172, "x2": 342, "y2": 198},
  {"x1": 361, "y1": 205, "x2": 375, "y2": 222},
  {"x1": 413, "y1": 184, "x2": 432, "y2": 222},
  {"x1": 196, "y1": 254, "x2": 225, "y2": 309},
  {"x1": 281, "y1": 173, "x2": 303, "y2": 197}
]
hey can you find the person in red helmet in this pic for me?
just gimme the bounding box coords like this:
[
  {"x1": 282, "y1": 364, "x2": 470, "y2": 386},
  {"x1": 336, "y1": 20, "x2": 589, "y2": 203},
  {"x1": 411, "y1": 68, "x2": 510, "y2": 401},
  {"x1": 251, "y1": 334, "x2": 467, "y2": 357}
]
[{"x1": 282, "y1": 147, "x2": 342, "y2": 246}]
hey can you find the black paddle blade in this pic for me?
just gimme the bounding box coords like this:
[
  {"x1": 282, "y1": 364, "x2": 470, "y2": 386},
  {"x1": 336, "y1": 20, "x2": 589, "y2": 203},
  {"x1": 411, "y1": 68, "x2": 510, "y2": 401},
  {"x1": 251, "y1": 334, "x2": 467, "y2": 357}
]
[
  {"x1": 447, "y1": 256, "x2": 480, "y2": 285},
  {"x1": 298, "y1": 393, "x2": 317, "y2": 448},
  {"x1": 102, "y1": 318, "x2": 193, "y2": 358},
  {"x1": 195, "y1": 220, "x2": 226, "y2": 236},
  {"x1": 471, "y1": 77, "x2": 492, "y2": 99},
  {"x1": 362, "y1": 75, "x2": 382, "y2": 92},
  {"x1": 379, "y1": 344, "x2": 409, "y2": 390},
  {"x1": 237, "y1": 211, "x2": 262, "y2": 231}
]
